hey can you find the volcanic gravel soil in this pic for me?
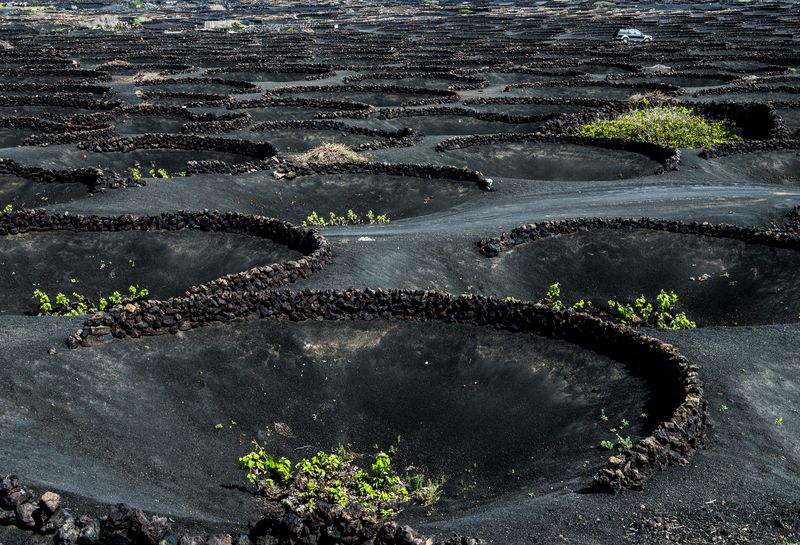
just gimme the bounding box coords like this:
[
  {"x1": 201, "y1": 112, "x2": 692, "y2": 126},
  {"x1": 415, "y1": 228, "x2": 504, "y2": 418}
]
[
  {"x1": 0, "y1": 1, "x2": 799, "y2": 545},
  {"x1": 201, "y1": 171, "x2": 484, "y2": 224}
]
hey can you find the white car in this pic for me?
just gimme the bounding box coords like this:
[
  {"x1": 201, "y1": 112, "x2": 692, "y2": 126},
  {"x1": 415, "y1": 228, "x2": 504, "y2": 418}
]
[{"x1": 614, "y1": 28, "x2": 653, "y2": 44}]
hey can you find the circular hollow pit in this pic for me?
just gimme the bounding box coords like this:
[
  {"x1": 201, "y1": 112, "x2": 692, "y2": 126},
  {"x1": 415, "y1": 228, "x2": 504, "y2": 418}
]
[
  {"x1": 139, "y1": 94, "x2": 230, "y2": 107},
  {"x1": 206, "y1": 69, "x2": 326, "y2": 83},
  {"x1": 712, "y1": 150, "x2": 800, "y2": 184},
  {"x1": 576, "y1": 63, "x2": 636, "y2": 75},
  {"x1": 0, "y1": 210, "x2": 330, "y2": 316},
  {"x1": 0, "y1": 230, "x2": 300, "y2": 315},
  {"x1": 437, "y1": 141, "x2": 663, "y2": 180},
  {"x1": 221, "y1": 170, "x2": 484, "y2": 224},
  {"x1": 293, "y1": 90, "x2": 435, "y2": 107},
  {"x1": 113, "y1": 115, "x2": 191, "y2": 135},
  {"x1": 344, "y1": 74, "x2": 479, "y2": 90},
  {"x1": 229, "y1": 99, "x2": 373, "y2": 122},
  {"x1": 230, "y1": 105, "x2": 339, "y2": 122},
  {"x1": 0, "y1": 127, "x2": 37, "y2": 148},
  {"x1": 0, "y1": 134, "x2": 275, "y2": 176},
  {"x1": 380, "y1": 109, "x2": 546, "y2": 136},
  {"x1": 1, "y1": 146, "x2": 249, "y2": 174},
  {"x1": 0, "y1": 105, "x2": 102, "y2": 119},
  {"x1": 0, "y1": 172, "x2": 90, "y2": 208},
  {"x1": 478, "y1": 71, "x2": 586, "y2": 86},
  {"x1": 463, "y1": 102, "x2": 590, "y2": 117},
  {"x1": 275, "y1": 86, "x2": 456, "y2": 108},
  {"x1": 253, "y1": 128, "x2": 391, "y2": 153},
  {"x1": 485, "y1": 228, "x2": 800, "y2": 326},
  {"x1": 623, "y1": 75, "x2": 733, "y2": 89},
  {"x1": 0, "y1": 317, "x2": 658, "y2": 522},
  {"x1": 509, "y1": 85, "x2": 656, "y2": 100},
  {"x1": 216, "y1": 71, "x2": 314, "y2": 83},
  {"x1": 136, "y1": 78, "x2": 258, "y2": 96},
  {"x1": 689, "y1": 89, "x2": 800, "y2": 103}
]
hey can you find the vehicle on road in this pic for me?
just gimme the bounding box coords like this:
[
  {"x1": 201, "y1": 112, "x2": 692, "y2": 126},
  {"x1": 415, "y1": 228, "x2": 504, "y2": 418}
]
[{"x1": 614, "y1": 28, "x2": 653, "y2": 43}]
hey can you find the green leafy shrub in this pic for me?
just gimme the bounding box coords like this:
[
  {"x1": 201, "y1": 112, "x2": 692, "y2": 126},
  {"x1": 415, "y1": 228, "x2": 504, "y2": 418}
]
[
  {"x1": 127, "y1": 284, "x2": 150, "y2": 299},
  {"x1": 132, "y1": 165, "x2": 186, "y2": 180},
  {"x1": 239, "y1": 446, "x2": 442, "y2": 518},
  {"x1": 537, "y1": 283, "x2": 695, "y2": 330},
  {"x1": 608, "y1": 290, "x2": 696, "y2": 330},
  {"x1": 576, "y1": 106, "x2": 743, "y2": 148},
  {"x1": 539, "y1": 283, "x2": 594, "y2": 311},
  {"x1": 1, "y1": 203, "x2": 12, "y2": 214},
  {"x1": 148, "y1": 167, "x2": 170, "y2": 179}
]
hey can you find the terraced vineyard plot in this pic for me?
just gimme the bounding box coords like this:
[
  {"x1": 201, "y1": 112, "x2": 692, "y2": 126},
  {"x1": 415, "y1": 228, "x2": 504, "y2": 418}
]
[
  {"x1": 0, "y1": 173, "x2": 91, "y2": 207},
  {"x1": 0, "y1": 2, "x2": 798, "y2": 545}
]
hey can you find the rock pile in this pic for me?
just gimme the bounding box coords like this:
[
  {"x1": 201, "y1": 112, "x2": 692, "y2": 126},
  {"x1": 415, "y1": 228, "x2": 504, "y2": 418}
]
[{"x1": 0, "y1": 477, "x2": 483, "y2": 545}]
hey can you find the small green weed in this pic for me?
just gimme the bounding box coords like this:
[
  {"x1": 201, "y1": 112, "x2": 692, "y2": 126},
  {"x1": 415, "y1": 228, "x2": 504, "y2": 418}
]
[
  {"x1": 538, "y1": 283, "x2": 593, "y2": 312},
  {"x1": 540, "y1": 282, "x2": 564, "y2": 309},
  {"x1": 131, "y1": 165, "x2": 186, "y2": 180},
  {"x1": 32, "y1": 284, "x2": 149, "y2": 316},
  {"x1": 537, "y1": 283, "x2": 693, "y2": 329},
  {"x1": 597, "y1": 410, "x2": 639, "y2": 453},
  {"x1": 302, "y1": 210, "x2": 390, "y2": 228},
  {"x1": 607, "y1": 290, "x2": 696, "y2": 330}
]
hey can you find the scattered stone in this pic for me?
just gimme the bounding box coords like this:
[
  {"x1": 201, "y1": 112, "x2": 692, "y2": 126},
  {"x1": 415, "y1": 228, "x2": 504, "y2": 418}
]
[{"x1": 41, "y1": 492, "x2": 61, "y2": 513}]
